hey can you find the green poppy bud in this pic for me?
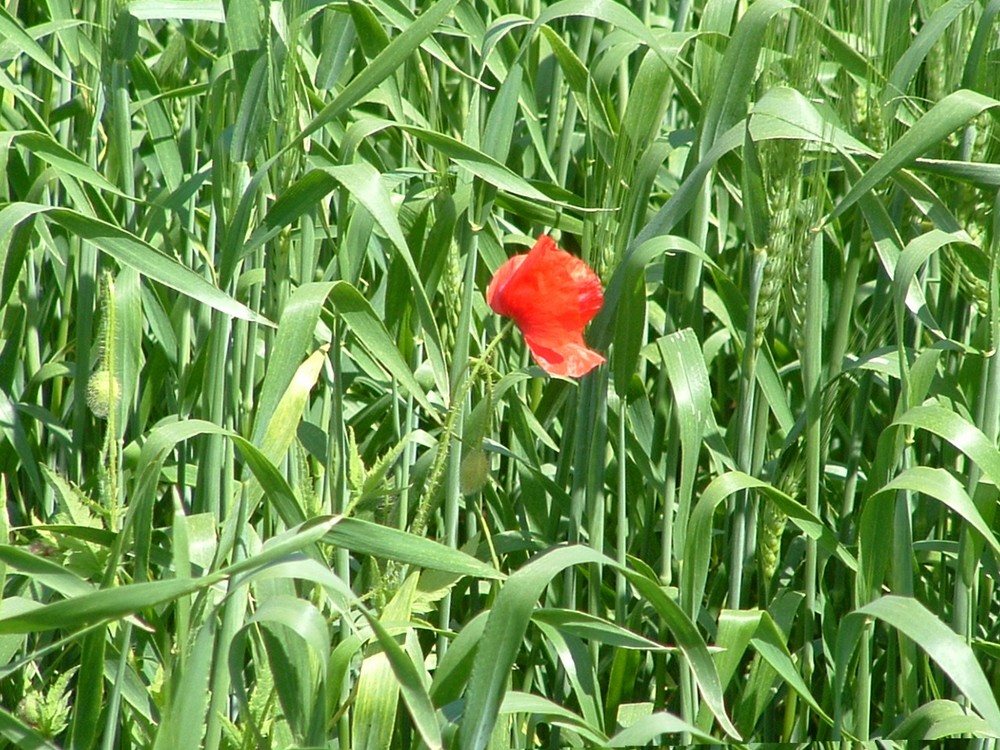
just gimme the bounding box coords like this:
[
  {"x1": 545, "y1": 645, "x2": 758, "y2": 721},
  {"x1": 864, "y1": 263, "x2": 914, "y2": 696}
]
[
  {"x1": 459, "y1": 448, "x2": 489, "y2": 495},
  {"x1": 86, "y1": 370, "x2": 120, "y2": 420}
]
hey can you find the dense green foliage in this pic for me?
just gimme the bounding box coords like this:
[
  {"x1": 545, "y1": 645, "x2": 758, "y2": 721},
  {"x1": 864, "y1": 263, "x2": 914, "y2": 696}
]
[{"x1": 2, "y1": 0, "x2": 1000, "y2": 746}]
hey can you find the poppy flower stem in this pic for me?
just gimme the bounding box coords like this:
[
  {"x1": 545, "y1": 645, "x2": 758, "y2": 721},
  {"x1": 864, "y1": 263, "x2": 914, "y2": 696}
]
[{"x1": 410, "y1": 321, "x2": 513, "y2": 538}]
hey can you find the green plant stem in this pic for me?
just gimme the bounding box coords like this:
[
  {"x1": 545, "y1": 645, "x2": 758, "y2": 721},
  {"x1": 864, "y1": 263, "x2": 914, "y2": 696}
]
[
  {"x1": 582, "y1": 369, "x2": 608, "y2": 631},
  {"x1": 856, "y1": 623, "x2": 872, "y2": 740},
  {"x1": 100, "y1": 622, "x2": 133, "y2": 750},
  {"x1": 800, "y1": 230, "x2": 823, "y2": 736},
  {"x1": 615, "y1": 396, "x2": 628, "y2": 622},
  {"x1": 892, "y1": 472, "x2": 917, "y2": 715},
  {"x1": 731, "y1": 248, "x2": 767, "y2": 608},
  {"x1": 109, "y1": 59, "x2": 135, "y2": 230},
  {"x1": 555, "y1": 18, "x2": 594, "y2": 185},
  {"x1": 438, "y1": 229, "x2": 481, "y2": 659},
  {"x1": 397, "y1": 383, "x2": 417, "y2": 533},
  {"x1": 660, "y1": 416, "x2": 679, "y2": 585},
  {"x1": 411, "y1": 321, "x2": 512, "y2": 539},
  {"x1": 954, "y1": 190, "x2": 1000, "y2": 680},
  {"x1": 329, "y1": 320, "x2": 352, "y2": 747}
]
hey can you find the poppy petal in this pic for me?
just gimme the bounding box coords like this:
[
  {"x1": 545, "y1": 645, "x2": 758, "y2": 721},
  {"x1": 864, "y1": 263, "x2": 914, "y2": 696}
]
[
  {"x1": 523, "y1": 333, "x2": 607, "y2": 378},
  {"x1": 487, "y1": 235, "x2": 605, "y2": 378},
  {"x1": 485, "y1": 254, "x2": 526, "y2": 317}
]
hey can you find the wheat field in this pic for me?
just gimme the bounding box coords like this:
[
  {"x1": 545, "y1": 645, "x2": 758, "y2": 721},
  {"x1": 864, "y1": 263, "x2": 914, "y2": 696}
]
[{"x1": 2, "y1": 0, "x2": 1000, "y2": 747}]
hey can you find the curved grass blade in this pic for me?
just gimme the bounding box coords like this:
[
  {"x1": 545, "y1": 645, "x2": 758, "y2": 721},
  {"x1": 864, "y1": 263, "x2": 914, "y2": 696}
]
[
  {"x1": 607, "y1": 711, "x2": 716, "y2": 746},
  {"x1": 881, "y1": 0, "x2": 977, "y2": 122},
  {"x1": 828, "y1": 90, "x2": 1000, "y2": 223},
  {"x1": 500, "y1": 691, "x2": 607, "y2": 745},
  {"x1": 894, "y1": 404, "x2": 1000, "y2": 490},
  {"x1": 0, "y1": 572, "x2": 223, "y2": 635},
  {"x1": 0, "y1": 519, "x2": 338, "y2": 634},
  {"x1": 458, "y1": 545, "x2": 608, "y2": 750},
  {"x1": 0, "y1": 204, "x2": 272, "y2": 326},
  {"x1": 250, "y1": 283, "x2": 341, "y2": 444},
  {"x1": 656, "y1": 329, "x2": 715, "y2": 561},
  {"x1": 887, "y1": 699, "x2": 1000, "y2": 741},
  {"x1": 329, "y1": 280, "x2": 434, "y2": 414},
  {"x1": 892, "y1": 229, "x2": 975, "y2": 343},
  {"x1": 696, "y1": 0, "x2": 795, "y2": 156},
  {"x1": 323, "y1": 517, "x2": 500, "y2": 579},
  {"x1": 0, "y1": 5, "x2": 67, "y2": 81},
  {"x1": 750, "y1": 612, "x2": 833, "y2": 727},
  {"x1": 127, "y1": 0, "x2": 225, "y2": 22},
  {"x1": 533, "y1": 0, "x2": 666, "y2": 62},
  {"x1": 624, "y1": 568, "x2": 740, "y2": 740},
  {"x1": 2, "y1": 131, "x2": 124, "y2": 196},
  {"x1": 0, "y1": 706, "x2": 63, "y2": 750},
  {"x1": 429, "y1": 610, "x2": 489, "y2": 708},
  {"x1": 685, "y1": 472, "x2": 855, "y2": 624},
  {"x1": 852, "y1": 596, "x2": 1000, "y2": 733},
  {"x1": 151, "y1": 617, "x2": 216, "y2": 749},
  {"x1": 322, "y1": 166, "x2": 448, "y2": 398},
  {"x1": 255, "y1": 346, "x2": 326, "y2": 471},
  {"x1": 359, "y1": 592, "x2": 444, "y2": 750},
  {"x1": 293, "y1": 0, "x2": 461, "y2": 147},
  {"x1": 874, "y1": 467, "x2": 1000, "y2": 558},
  {"x1": 394, "y1": 123, "x2": 579, "y2": 207},
  {"x1": 531, "y1": 609, "x2": 671, "y2": 651},
  {"x1": 597, "y1": 235, "x2": 716, "y2": 378}
]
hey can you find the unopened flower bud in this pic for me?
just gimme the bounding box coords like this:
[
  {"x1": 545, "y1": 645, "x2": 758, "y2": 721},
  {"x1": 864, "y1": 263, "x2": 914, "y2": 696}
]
[
  {"x1": 86, "y1": 370, "x2": 120, "y2": 419},
  {"x1": 460, "y1": 448, "x2": 489, "y2": 495}
]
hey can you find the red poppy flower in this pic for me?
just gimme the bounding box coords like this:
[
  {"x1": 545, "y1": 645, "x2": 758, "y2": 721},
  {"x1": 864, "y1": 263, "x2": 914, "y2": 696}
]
[{"x1": 486, "y1": 235, "x2": 605, "y2": 378}]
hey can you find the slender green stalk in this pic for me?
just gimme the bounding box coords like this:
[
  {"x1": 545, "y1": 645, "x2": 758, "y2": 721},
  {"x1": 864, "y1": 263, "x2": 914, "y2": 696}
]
[
  {"x1": 583, "y1": 368, "x2": 608, "y2": 621},
  {"x1": 614, "y1": 396, "x2": 628, "y2": 623},
  {"x1": 396, "y1": 383, "x2": 417, "y2": 533},
  {"x1": 411, "y1": 322, "x2": 512, "y2": 538},
  {"x1": 730, "y1": 248, "x2": 767, "y2": 608},
  {"x1": 100, "y1": 623, "x2": 132, "y2": 750},
  {"x1": 109, "y1": 59, "x2": 135, "y2": 230},
  {"x1": 953, "y1": 192, "x2": 1000, "y2": 713},
  {"x1": 799, "y1": 230, "x2": 823, "y2": 736},
  {"x1": 438, "y1": 229, "x2": 480, "y2": 658},
  {"x1": 328, "y1": 321, "x2": 352, "y2": 747},
  {"x1": 660, "y1": 417, "x2": 678, "y2": 585}
]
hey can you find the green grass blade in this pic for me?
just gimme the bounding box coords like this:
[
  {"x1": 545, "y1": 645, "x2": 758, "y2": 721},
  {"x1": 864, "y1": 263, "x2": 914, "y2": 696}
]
[
  {"x1": 606, "y1": 712, "x2": 716, "y2": 746},
  {"x1": 329, "y1": 280, "x2": 434, "y2": 414},
  {"x1": 828, "y1": 90, "x2": 999, "y2": 223},
  {"x1": 656, "y1": 329, "x2": 715, "y2": 572},
  {"x1": 0, "y1": 4, "x2": 67, "y2": 80},
  {"x1": 153, "y1": 617, "x2": 216, "y2": 749},
  {"x1": 252, "y1": 596, "x2": 330, "y2": 744},
  {"x1": 749, "y1": 612, "x2": 832, "y2": 727},
  {"x1": 293, "y1": 0, "x2": 461, "y2": 146},
  {"x1": 356, "y1": 575, "x2": 444, "y2": 750},
  {"x1": 855, "y1": 596, "x2": 1000, "y2": 733},
  {"x1": 894, "y1": 404, "x2": 1000, "y2": 489},
  {"x1": 127, "y1": 0, "x2": 225, "y2": 22},
  {"x1": 881, "y1": 0, "x2": 977, "y2": 122},
  {"x1": 9, "y1": 205, "x2": 273, "y2": 326},
  {"x1": 458, "y1": 545, "x2": 607, "y2": 750},
  {"x1": 696, "y1": 0, "x2": 794, "y2": 155},
  {"x1": 499, "y1": 691, "x2": 607, "y2": 745},
  {"x1": 323, "y1": 517, "x2": 501, "y2": 578},
  {"x1": 887, "y1": 699, "x2": 1000, "y2": 741},
  {"x1": 875, "y1": 467, "x2": 1000, "y2": 557}
]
